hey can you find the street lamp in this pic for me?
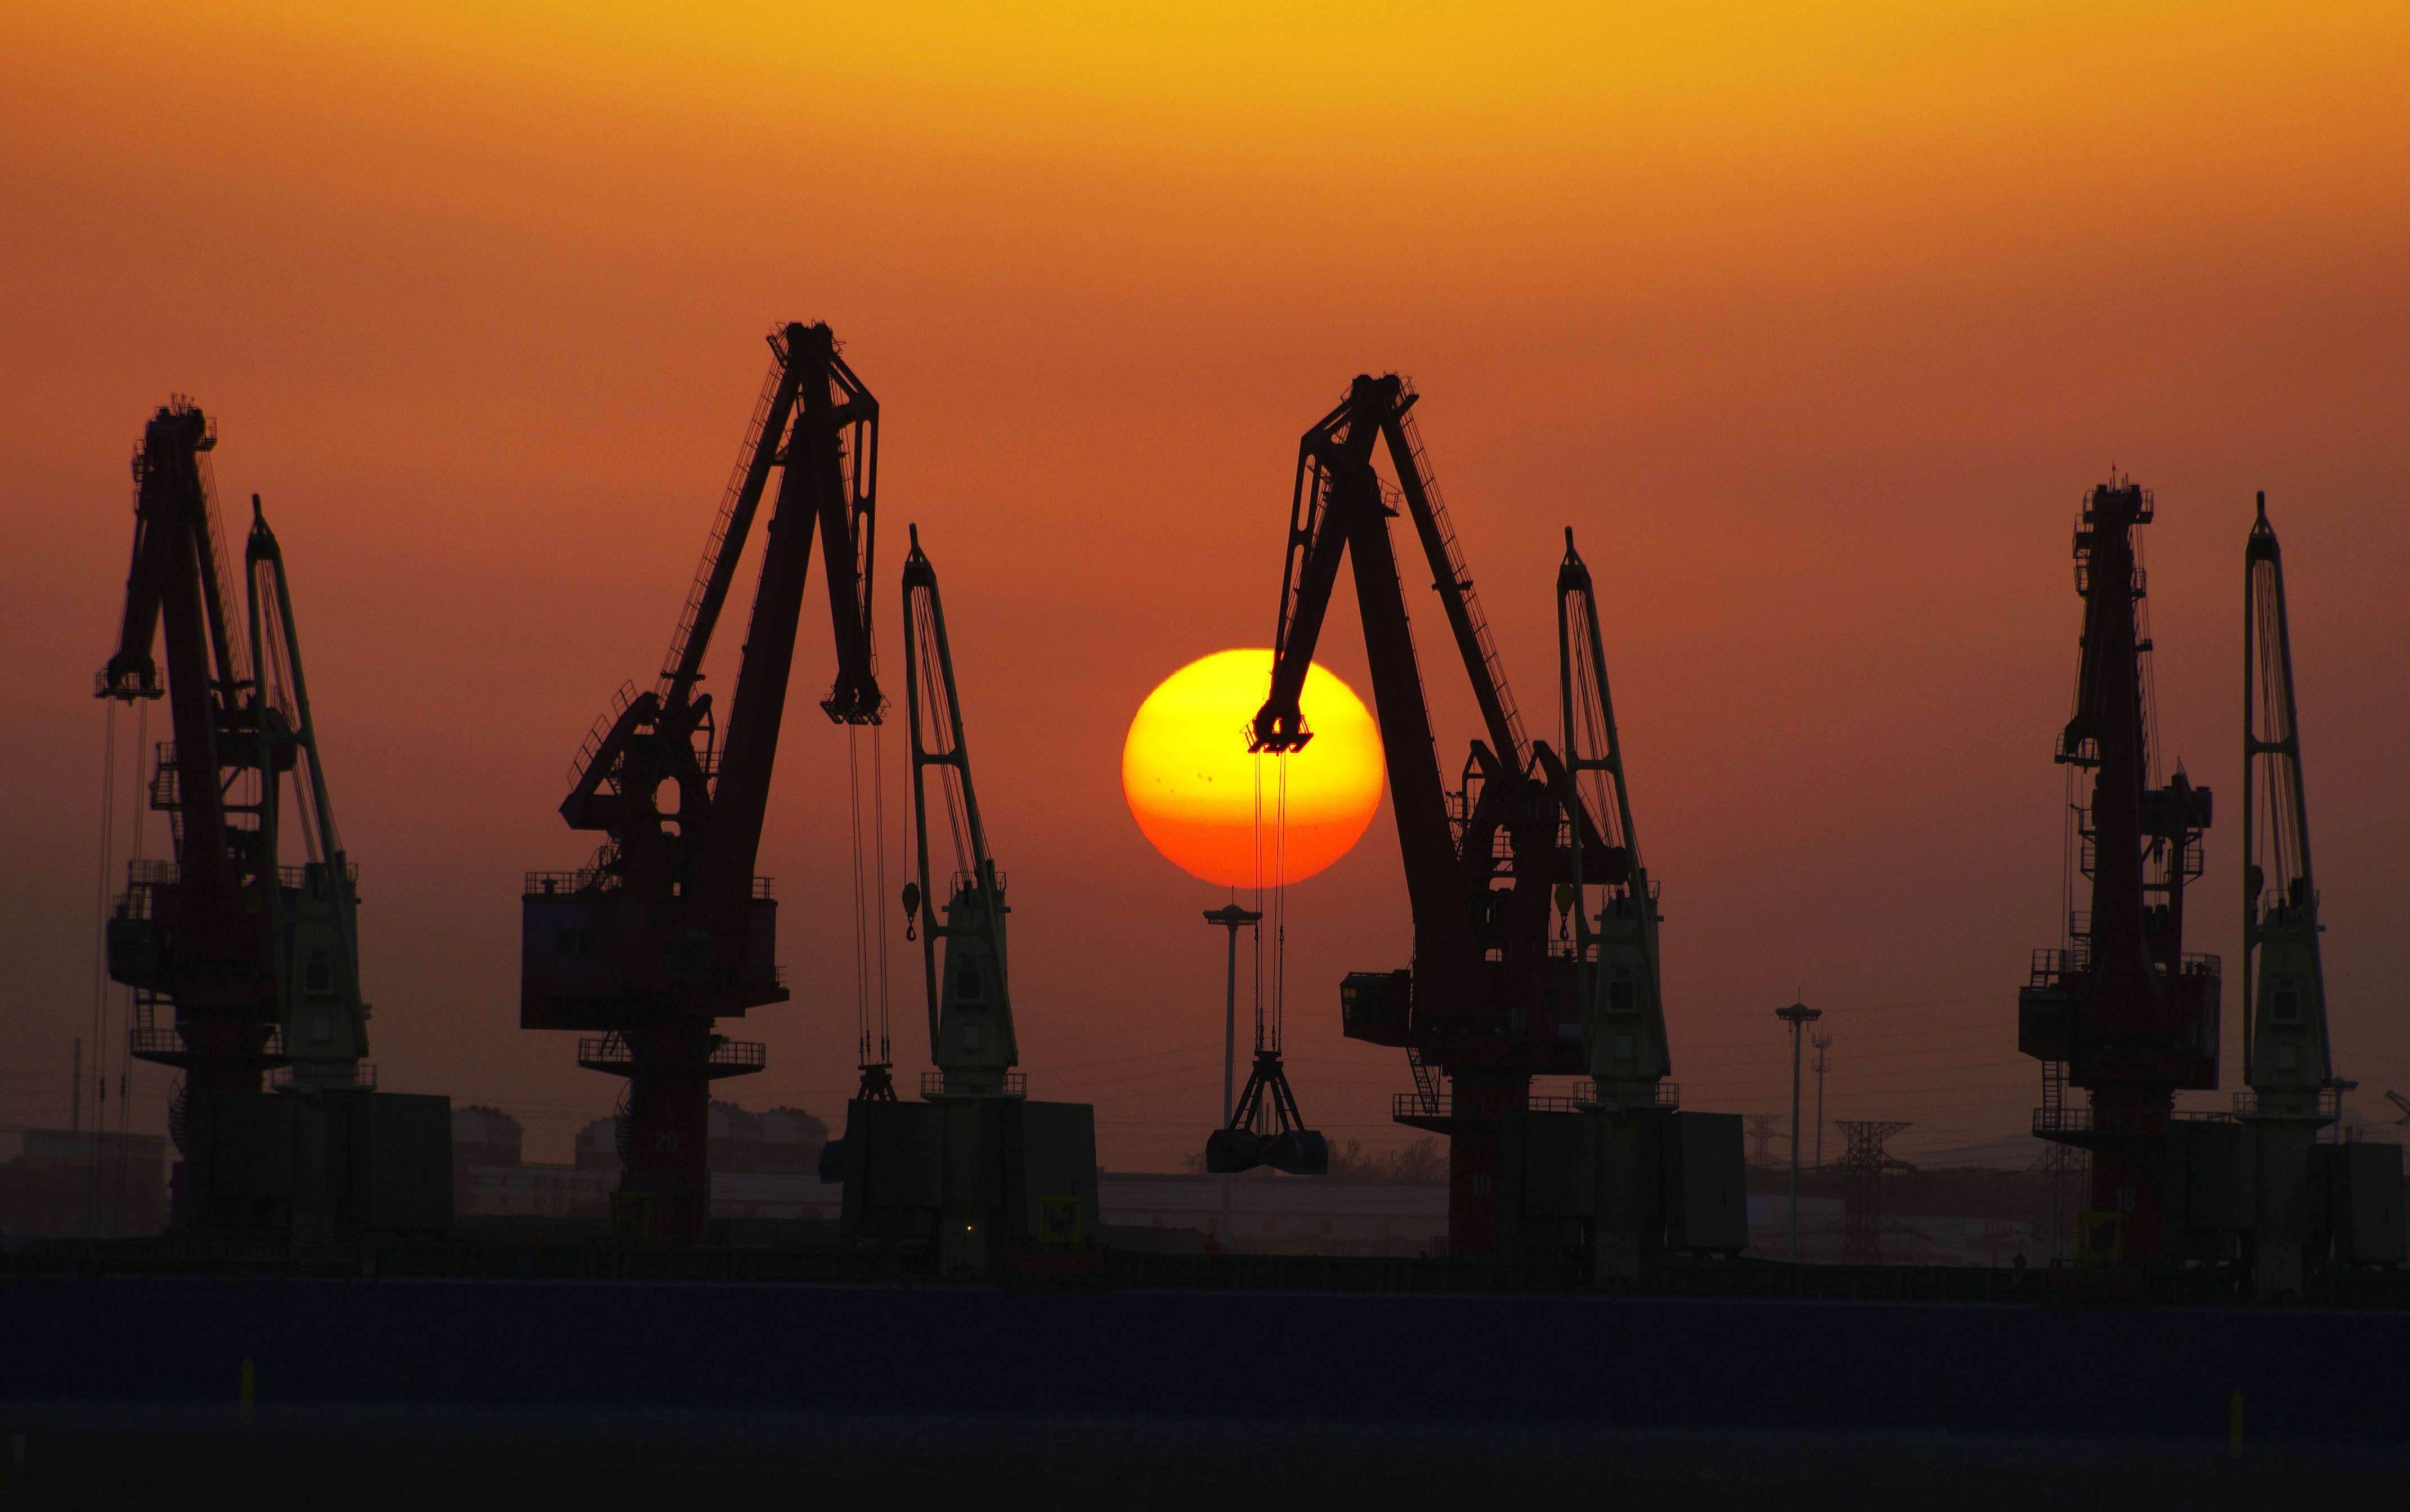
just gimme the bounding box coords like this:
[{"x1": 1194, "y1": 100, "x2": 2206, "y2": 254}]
[{"x1": 1776, "y1": 1000, "x2": 1823, "y2": 1263}]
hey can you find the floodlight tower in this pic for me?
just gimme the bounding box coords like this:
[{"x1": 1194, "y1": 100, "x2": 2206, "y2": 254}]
[
  {"x1": 1203, "y1": 901, "x2": 1262, "y2": 1246},
  {"x1": 1777, "y1": 1001, "x2": 1822, "y2": 1262}
]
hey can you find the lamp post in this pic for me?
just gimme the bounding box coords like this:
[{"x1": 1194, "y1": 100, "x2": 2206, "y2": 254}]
[
  {"x1": 1776, "y1": 1000, "x2": 1823, "y2": 1262},
  {"x1": 1204, "y1": 903, "x2": 1262, "y2": 1248}
]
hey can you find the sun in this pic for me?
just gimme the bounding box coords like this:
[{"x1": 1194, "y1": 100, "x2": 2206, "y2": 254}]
[{"x1": 1122, "y1": 649, "x2": 1384, "y2": 888}]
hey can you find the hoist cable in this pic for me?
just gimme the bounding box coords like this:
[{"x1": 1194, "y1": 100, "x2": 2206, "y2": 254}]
[
  {"x1": 846, "y1": 724, "x2": 873, "y2": 1070},
  {"x1": 871, "y1": 721, "x2": 892, "y2": 1062},
  {"x1": 88, "y1": 700, "x2": 117, "y2": 1228},
  {"x1": 1272, "y1": 755, "x2": 1290, "y2": 1058},
  {"x1": 1250, "y1": 754, "x2": 1266, "y2": 1083}
]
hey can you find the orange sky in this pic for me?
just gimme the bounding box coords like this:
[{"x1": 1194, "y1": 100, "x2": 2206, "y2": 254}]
[{"x1": 5, "y1": 4, "x2": 2408, "y2": 1168}]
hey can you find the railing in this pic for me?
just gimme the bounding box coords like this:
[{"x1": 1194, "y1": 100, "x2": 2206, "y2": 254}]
[
  {"x1": 659, "y1": 345, "x2": 789, "y2": 691},
  {"x1": 279, "y1": 860, "x2": 359, "y2": 889},
  {"x1": 575, "y1": 1034, "x2": 766, "y2": 1074},
  {"x1": 920, "y1": 1070, "x2": 1028, "y2": 1098},
  {"x1": 524, "y1": 871, "x2": 771, "y2": 900},
  {"x1": 566, "y1": 681, "x2": 638, "y2": 789},
  {"x1": 193, "y1": 448, "x2": 253, "y2": 690},
  {"x1": 129, "y1": 1022, "x2": 285, "y2": 1061},
  {"x1": 2233, "y1": 1084, "x2": 2342, "y2": 1120},
  {"x1": 1574, "y1": 1079, "x2": 1681, "y2": 1109},
  {"x1": 2028, "y1": 947, "x2": 2085, "y2": 985},
  {"x1": 93, "y1": 666, "x2": 164, "y2": 699},
  {"x1": 129, "y1": 1025, "x2": 183, "y2": 1058},
  {"x1": 2032, "y1": 1102, "x2": 2092, "y2": 1137},
  {"x1": 525, "y1": 869, "x2": 604, "y2": 896},
  {"x1": 270, "y1": 1062, "x2": 377, "y2": 1092},
  {"x1": 1396, "y1": 403, "x2": 1526, "y2": 760}
]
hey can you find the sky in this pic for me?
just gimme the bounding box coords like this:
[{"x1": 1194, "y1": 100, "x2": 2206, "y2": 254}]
[{"x1": 3, "y1": 2, "x2": 2407, "y2": 1170}]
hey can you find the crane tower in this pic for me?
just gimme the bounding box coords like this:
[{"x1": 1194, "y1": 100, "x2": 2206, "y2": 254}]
[
  {"x1": 2239, "y1": 493, "x2": 2341, "y2": 1293},
  {"x1": 2018, "y1": 477, "x2": 2219, "y2": 1264},
  {"x1": 826, "y1": 528, "x2": 1099, "y2": 1276}
]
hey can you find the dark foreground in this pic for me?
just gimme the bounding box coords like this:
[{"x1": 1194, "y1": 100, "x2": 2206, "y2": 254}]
[
  {"x1": 2, "y1": 1407, "x2": 2404, "y2": 1510},
  {"x1": 4, "y1": 1273, "x2": 2408, "y2": 1507}
]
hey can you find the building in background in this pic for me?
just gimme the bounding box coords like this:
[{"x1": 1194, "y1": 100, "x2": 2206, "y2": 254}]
[
  {"x1": 468, "y1": 1101, "x2": 831, "y2": 1222},
  {"x1": 0, "y1": 1129, "x2": 168, "y2": 1238},
  {"x1": 451, "y1": 1106, "x2": 523, "y2": 1169}
]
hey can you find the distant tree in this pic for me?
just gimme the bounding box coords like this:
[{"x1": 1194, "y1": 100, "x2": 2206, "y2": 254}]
[{"x1": 1388, "y1": 1137, "x2": 1445, "y2": 1185}]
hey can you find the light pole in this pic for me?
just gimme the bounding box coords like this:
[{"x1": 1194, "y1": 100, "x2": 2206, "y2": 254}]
[
  {"x1": 1776, "y1": 1000, "x2": 1822, "y2": 1262},
  {"x1": 1204, "y1": 903, "x2": 1261, "y2": 1248}
]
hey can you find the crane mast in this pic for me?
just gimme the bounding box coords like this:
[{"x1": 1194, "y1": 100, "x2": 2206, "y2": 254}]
[
  {"x1": 1558, "y1": 529, "x2": 1677, "y2": 1282},
  {"x1": 2019, "y1": 477, "x2": 2219, "y2": 1265},
  {"x1": 1557, "y1": 531, "x2": 1671, "y2": 1105},
  {"x1": 1250, "y1": 375, "x2": 1587, "y2": 1255},
  {"x1": 523, "y1": 321, "x2": 883, "y2": 1244},
  {"x1": 903, "y1": 527, "x2": 1018, "y2": 1097},
  {"x1": 2239, "y1": 492, "x2": 2340, "y2": 1294},
  {"x1": 243, "y1": 498, "x2": 370, "y2": 1096},
  {"x1": 827, "y1": 527, "x2": 1099, "y2": 1278}
]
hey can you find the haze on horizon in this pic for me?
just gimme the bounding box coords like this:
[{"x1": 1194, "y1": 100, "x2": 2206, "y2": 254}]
[{"x1": 3, "y1": 3, "x2": 2406, "y2": 1170}]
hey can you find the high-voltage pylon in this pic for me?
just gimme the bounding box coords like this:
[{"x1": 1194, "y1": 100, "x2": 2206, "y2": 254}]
[
  {"x1": 1744, "y1": 1114, "x2": 1782, "y2": 1170},
  {"x1": 1837, "y1": 1119, "x2": 1912, "y2": 1264},
  {"x1": 2018, "y1": 477, "x2": 2219, "y2": 1264},
  {"x1": 522, "y1": 322, "x2": 883, "y2": 1243},
  {"x1": 2238, "y1": 492, "x2": 2342, "y2": 1294}
]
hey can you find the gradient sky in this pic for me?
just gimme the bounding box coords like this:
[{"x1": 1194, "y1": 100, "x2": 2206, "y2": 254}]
[{"x1": 5, "y1": 3, "x2": 2407, "y2": 1168}]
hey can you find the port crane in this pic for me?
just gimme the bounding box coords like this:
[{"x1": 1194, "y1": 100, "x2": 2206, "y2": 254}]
[
  {"x1": 822, "y1": 527, "x2": 1098, "y2": 1277},
  {"x1": 902, "y1": 526, "x2": 1017, "y2": 1100},
  {"x1": 97, "y1": 400, "x2": 370, "y2": 1229},
  {"x1": 1557, "y1": 529, "x2": 1678, "y2": 1278},
  {"x1": 523, "y1": 321, "x2": 881, "y2": 1243},
  {"x1": 2019, "y1": 477, "x2": 2219, "y2": 1264},
  {"x1": 2238, "y1": 493, "x2": 2343, "y2": 1293},
  {"x1": 1251, "y1": 375, "x2": 1644, "y2": 1254}
]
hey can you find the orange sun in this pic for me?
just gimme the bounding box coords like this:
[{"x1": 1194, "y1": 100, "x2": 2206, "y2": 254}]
[{"x1": 1122, "y1": 649, "x2": 1385, "y2": 887}]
